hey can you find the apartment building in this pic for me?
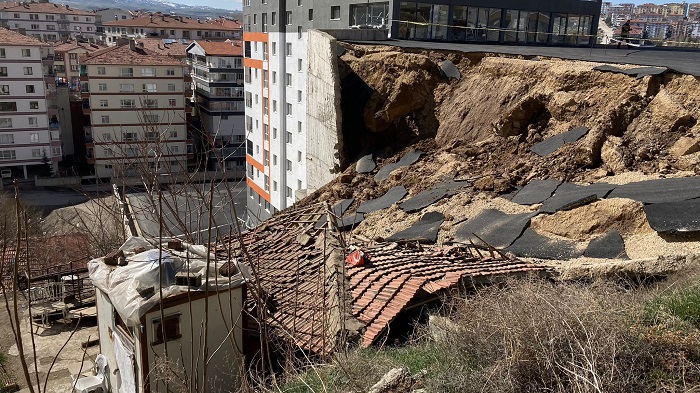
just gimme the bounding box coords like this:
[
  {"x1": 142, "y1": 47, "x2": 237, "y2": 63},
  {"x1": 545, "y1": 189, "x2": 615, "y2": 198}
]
[
  {"x1": 186, "y1": 40, "x2": 245, "y2": 174},
  {"x1": 242, "y1": 0, "x2": 601, "y2": 223},
  {"x1": 0, "y1": 0, "x2": 98, "y2": 42},
  {"x1": 80, "y1": 41, "x2": 191, "y2": 179},
  {"x1": 0, "y1": 27, "x2": 61, "y2": 179},
  {"x1": 102, "y1": 14, "x2": 242, "y2": 46}
]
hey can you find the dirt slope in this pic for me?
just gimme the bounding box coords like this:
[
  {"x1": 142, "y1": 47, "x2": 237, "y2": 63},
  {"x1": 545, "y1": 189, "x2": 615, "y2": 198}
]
[{"x1": 303, "y1": 43, "x2": 700, "y2": 273}]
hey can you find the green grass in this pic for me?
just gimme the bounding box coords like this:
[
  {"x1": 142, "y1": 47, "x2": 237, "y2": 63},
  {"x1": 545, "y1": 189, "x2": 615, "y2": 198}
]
[
  {"x1": 643, "y1": 285, "x2": 700, "y2": 329},
  {"x1": 0, "y1": 352, "x2": 6, "y2": 366}
]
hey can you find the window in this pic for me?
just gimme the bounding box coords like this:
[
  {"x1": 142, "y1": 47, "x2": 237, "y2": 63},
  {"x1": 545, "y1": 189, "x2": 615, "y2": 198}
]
[
  {"x1": 286, "y1": 103, "x2": 292, "y2": 116},
  {"x1": 105, "y1": 147, "x2": 114, "y2": 156},
  {"x1": 0, "y1": 49, "x2": 4, "y2": 58},
  {"x1": 99, "y1": 99, "x2": 108, "y2": 107},
  {"x1": 119, "y1": 84, "x2": 134, "y2": 92},
  {"x1": 0, "y1": 118, "x2": 11, "y2": 128},
  {"x1": 0, "y1": 67, "x2": 6, "y2": 77},
  {"x1": 29, "y1": 133, "x2": 39, "y2": 143},
  {"x1": 169, "y1": 30, "x2": 175, "y2": 35},
  {"x1": 286, "y1": 42, "x2": 292, "y2": 56},
  {"x1": 142, "y1": 68, "x2": 156, "y2": 77},
  {"x1": 272, "y1": 100, "x2": 277, "y2": 112},
  {"x1": 273, "y1": 181, "x2": 277, "y2": 191},
  {"x1": 286, "y1": 11, "x2": 292, "y2": 25},
  {"x1": 169, "y1": 99, "x2": 177, "y2": 107},
  {"x1": 272, "y1": 127, "x2": 277, "y2": 139},
  {"x1": 272, "y1": 42, "x2": 276, "y2": 55},
  {"x1": 309, "y1": 9, "x2": 313, "y2": 20},
  {"x1": 120, "y1": 99, "x2": 135, "y2": 108},
  {"x1": 298, "y1": 26, "x2": 302, "y2": 39},
  {"x1": 119, "y1": 67, "x2": 133, "y2": 77},
  {"x1": 23, "y1": 67, "x2": 33, "y2": 75},
  {"x1": 167, "y1": 84, "x2": 176, "y2": 91},
  {"x1": 103, "y1": 133, "x2": 112, "y2": 142},
  {"x1": 26, "y1": 85, "x2": 35, "y2": 93},
  {"x1": 21, "y1": 49, "x2": 31, "y2": 57},
  {"x1": 297, "y1": 90, "x2": 302, "y2": 102},
  {"x1": 143, "y1": 99, "x2": 158, "y2": 108},
  {"x1": 263, "y1": 149, "x2": 269, "y2": 165},
  {"x1": 331, "y1": 5, "x2": 341, "y2": 20},
  {"x1": 285, "y1": 73, "x2": 292, "y2": 86},
  {"x1": 166, "y1": 68, "x2": 175, "y2": 76},
  {"x1": 28, "y1": 117, "x2": 37, "y2": 126},
  {"x1": 298, "y1": 150, "x2": 302, "y2": 162},
  {"x1": 298, "y1": 121, "x2": 302, "y2": 133},
  {"x1": 272, "y1": 12, "x2": 276, "y2": 25},
  {"x1": 29, "y1": 101, "x2": 38, "y2": 109},
  {"x1": 123, "y1": 132, "x2": 137, "y2": 141},
  {"x1": 31, "y1": 149, "x2": 41, "y2": 158},
  {"x1": 262, "y1": 13, "x2": 267, "y2": 32},
  {"x1": 98, "y1": 83, "x2": 107, "y2": 91},
  {"x1": 298, "y1": 58, "x2": 303, "y2": 72},
  {"x1": 144, "y1": 114, "x2": 159, "y2": 123},
  {"x1": 142, "y1": 83, "x2": 157, "y2": 93},
  {"x1": 169, "y1": 130, "x2": 178, "y2": 138},
  {"x1": 0, "y1": 134, "x2": 14, "y2": 144},
  {"x1": 0, "y1": 102, "x2": 16, "y2": 111},
  {"x1": 47, "y1": 24, "x2": 55, "y2": 30},
  {"x1": 97, "y1": 66, "x2": 106, "y2": 75},
  {"x1": 51, "y1": 147, "x2": 61, "y2": 157},
  {"x1": 101, "y1": 115, "x2": 109, "y2": 124},
  {"x1": 0, "y1": 150, "x2": 16, "y2": 160},
  {"x1": 30, "y1": 24, "x2": 39, "y2": 30},
  {"x1": 273, "y1": 154, "x2": 277, "y2": 165},
  {"x1": 286, "y1": 186, "x2": 292, "y2": 198},
  {"x1": 0, "y1": 86, "x2": 8, "y2": 95},
  {"x1": 286, "y1": 131, "x2": 292, "y2": 143},
  {"x1": 146, "y1": 131, "x2": 158, "y2": 141},
  {"x1": 171, "y1": 145, "x2": 179, "y2": 153}
]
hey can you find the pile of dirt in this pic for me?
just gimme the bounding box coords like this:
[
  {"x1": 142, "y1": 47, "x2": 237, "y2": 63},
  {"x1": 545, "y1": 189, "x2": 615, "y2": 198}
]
[{"x1": 302, "y1": 43, "x2": 700, "y2": 274}]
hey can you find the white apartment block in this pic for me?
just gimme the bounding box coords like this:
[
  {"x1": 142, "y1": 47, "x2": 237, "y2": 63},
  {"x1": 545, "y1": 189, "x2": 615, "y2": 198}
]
[
  {"x1": 80, "y1": 41, "x2": 192, "y2": 179},
  {"x1": 0, "y1": 0, "x2": 98, "y2": 43},
  {"x1": 186, "y1": 40, "x2": 245, "y2": 174},
  {"x1": 0, "y1": 27, "x2": 61, "y2": 178},
  {"x1": 103, "y1": 14, "x2": 242, "y2": 46}
]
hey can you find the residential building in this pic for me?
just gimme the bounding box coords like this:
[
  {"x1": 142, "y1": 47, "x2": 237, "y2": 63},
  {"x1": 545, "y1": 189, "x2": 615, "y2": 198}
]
[
  {"x1": 91, "y1": 238, "x2": 246, "y2": 393},
  {"x1": 0, "y1": 27, "x2": 61, "y2": 178},
  {"x1": 102, "y1": 13, "x2": 242, "y2": 46},
  {"x1": 186, "y1": 40, "x2": 245, "y2": 175},
  {"x1": 0, "y1": 0, "x2": 98, "y2": 42},
  {"x1": 242, "y1": 0, "x2": 601, "y2": 224},
  {"x1": 80, "y1": 41, "x2": 192, "y2": 179}
]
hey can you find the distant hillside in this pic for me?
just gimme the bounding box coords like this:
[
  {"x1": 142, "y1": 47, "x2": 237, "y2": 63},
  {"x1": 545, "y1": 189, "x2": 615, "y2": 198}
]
[{"x1": 61, "y1": 0, "x2": 242, "y2": 19}]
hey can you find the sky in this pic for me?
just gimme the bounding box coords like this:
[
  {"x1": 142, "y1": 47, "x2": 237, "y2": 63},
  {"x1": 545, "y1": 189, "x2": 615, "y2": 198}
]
[{"x1": 172, "y1": 0, "x2": 241, "y2": 10}]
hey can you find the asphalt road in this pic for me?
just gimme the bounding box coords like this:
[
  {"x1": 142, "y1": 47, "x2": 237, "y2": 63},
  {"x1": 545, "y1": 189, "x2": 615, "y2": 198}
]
[{"x1": 346, "y1": 39, "x2": 700, "y2": 76}]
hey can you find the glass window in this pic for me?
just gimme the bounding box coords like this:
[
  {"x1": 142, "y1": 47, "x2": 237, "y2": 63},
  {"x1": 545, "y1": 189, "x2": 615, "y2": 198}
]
[
  {"x1": 430, "y1": 4, "x2": 448, "y2": 40},
  {"x1": 503, "y1": 9, "x2": 519, "y2": 43},
  {"x1": 578, "y1": 15, "x2": 592, "y2": 45},
  {"x1": 331, "y1": 6, "x2": 340, "y2": 20},
  {"x1": 536, "y1": 12, "x2": 551, "y2": 44},
  {"x1": 566, "y1": 15, "x2": 580, "y2": 45},
  {"x1": 552, "y1": 13, "x2": 567, "y2": 44},
  {"x1": 414, "y1": 3, "x2": 431, "y2": 39}
]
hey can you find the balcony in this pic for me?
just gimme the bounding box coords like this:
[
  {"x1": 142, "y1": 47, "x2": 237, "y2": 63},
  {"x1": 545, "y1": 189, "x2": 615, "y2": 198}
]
[
  {"x1": 48, "y1": 105, "x2": 59, "y2": 116},
  {"x1": 82, "y1": 101, "x2": 91, "y2": 115},
  {"x1": 50, "y1": 130, "x2": 60, "y2": 140},
  {"x1": 42, "y1": 55, "x2": 54, "y2": 65},
  {"x1": 49, "y1": 120, "x2": 60, "y2": 130}
]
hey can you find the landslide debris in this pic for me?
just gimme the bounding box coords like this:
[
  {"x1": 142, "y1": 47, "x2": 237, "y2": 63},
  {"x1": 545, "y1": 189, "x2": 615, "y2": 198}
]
[{"x1": 303, "y1": 43, "x2": 700, "y2": 273}]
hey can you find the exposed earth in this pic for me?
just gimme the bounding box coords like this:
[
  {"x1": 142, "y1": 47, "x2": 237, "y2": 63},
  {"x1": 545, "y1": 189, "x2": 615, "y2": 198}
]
[{"x1": 303, "y1": 43, "x2": 700, "y2": 279}]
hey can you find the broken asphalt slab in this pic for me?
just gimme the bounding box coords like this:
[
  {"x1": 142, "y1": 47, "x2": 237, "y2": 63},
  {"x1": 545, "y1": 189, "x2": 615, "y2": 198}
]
[
  {"x1": 374, "y1": 150, "x2": 424, "y2": 182},
  {"x1": 530, "y1": 126, "x2": 590, "y2": 157},
  {"x1": 338, "y1": 212, "x2": 366, "y2": 231},
  {"x1": 593, "y1": 65, "x2": 667, "y2": 79},
  {"x1": 356, "y1": 153, "x2": 377, "y2": 174},
  {"x1": 387, "y1": 212, "x2": 444, "y2": 243},
  {"x1": 511, "y1": 179, "x2": 562, "y2": 205},
  {"x1": 540, "y1": 182, "x2": 616, "y2": 213},
  {"x1": 439, "y1": 60, "x2": 461, "y2": 79},
  {"x1": 315, "y1": 198, "x2": 355, "y2": 228},
  {"x1": 583, "y1": 229, "x2": 628, "y2": 259},
  {"x1": 606, "y1": 177, "x2": 700, "y2": 204},
  {"x1": 506, "y1": 229, "x2": 582, "y2": 260},
  {"x1": 453, "y1": 209, "x2": 535, "y2": 249},
  {"x1": 398, "y1": 180, "x2": 470, "y2": 213},
  {"x1": 644, "y1": 199, "x2": 700, "y2": 235},
  {"x1": 358, "y1": 185, "x2": 408, "y2": 214}
]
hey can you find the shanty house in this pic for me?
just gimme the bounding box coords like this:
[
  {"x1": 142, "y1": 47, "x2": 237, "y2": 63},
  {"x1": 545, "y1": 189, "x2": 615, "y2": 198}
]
[{"x1": 90, "y1": 237, "x2": 246, "y2": 393}]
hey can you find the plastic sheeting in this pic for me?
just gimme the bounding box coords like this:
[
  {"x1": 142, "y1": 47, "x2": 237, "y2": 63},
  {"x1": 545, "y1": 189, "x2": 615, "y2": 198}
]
[{"x1": 89, "y1": 237, "x2": 243, "y2": 326}]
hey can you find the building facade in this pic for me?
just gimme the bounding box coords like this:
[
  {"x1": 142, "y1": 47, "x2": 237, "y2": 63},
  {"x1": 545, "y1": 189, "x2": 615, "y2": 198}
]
[
  {"x1": 80, "y1": 41, "x2": 192, "y2": 179},
  {"x1": 186, "y1": 40, "x2": 246, "y2": 175},
  {"x1": 102, "y1": 14, "x2": 242, "y2": 46},
  {"x1": 0, "y1": 28, "x2": 61, "y2": 179},
  {"x1": 242, "y1": 0, "x2": 601, "y2": 224},
  {"x1": 0, "y1": 0, "x2": 98, "y2": 43}
]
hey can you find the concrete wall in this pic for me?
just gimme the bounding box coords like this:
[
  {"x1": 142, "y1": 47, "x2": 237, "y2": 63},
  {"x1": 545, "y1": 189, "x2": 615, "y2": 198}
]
[
  {"x1": 320, "y1": 29, "x2": 389, "y2": 41},
  {"x1": 305, "y1": 29, "x2": 343, "y2": 193},
  {"x1": 34, "y1": 175, "x2": 81, "y2": 187}
]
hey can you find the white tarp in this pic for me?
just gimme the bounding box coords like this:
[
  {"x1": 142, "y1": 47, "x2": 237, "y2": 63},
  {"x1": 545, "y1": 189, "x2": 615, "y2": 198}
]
[
  {"x1": 114, "y1": 332, "x2": 136, "y2": 393},
  {"x1": 89, "y1": 237, "x2": 240, "y2": 326}
]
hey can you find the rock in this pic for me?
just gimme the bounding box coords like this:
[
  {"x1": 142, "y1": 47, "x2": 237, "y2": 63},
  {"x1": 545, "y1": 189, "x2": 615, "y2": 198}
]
[
  {"x1": 438, "y1": 60, "x2": 461, "y2": 79},
  {"x1": 429, "y1": 315, "x2": 460, "y2": 341},
  {"x1": 473, "y1": 175, "x2": 495, "y2": 191},
  {"x1": 674, "y1": 151, "x2": 700, "y2": 171},
  {"x1": 339, "y1": 173, "x2": 353, "y2": 184},
  {"x1": 369, "y1": 367, "x2": 414, "y2": 393},
  {"x1": 670, "y1": 136, "x2": 700, "y2": 157},
  {"x1": 601, "y1": 136, "x2": 626, "y2": 174},
  {"x1": 357, "y1": 153, "x2": 377, "y2": 173}
]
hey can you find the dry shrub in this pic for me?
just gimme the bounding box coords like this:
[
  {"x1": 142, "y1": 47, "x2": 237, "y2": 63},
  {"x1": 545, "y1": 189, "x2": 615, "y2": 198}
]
[{"x1": 432, "y1": 279, "x2": 662, "y2": 393}]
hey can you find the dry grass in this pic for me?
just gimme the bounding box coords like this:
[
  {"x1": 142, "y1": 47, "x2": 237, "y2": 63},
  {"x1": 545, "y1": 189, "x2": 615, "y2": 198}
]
[{"x1": 276, "y1": 274, "x2": 700, "y2": 393}]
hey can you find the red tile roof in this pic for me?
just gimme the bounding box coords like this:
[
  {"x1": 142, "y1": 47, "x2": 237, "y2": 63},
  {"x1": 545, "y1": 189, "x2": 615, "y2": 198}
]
[
  {"x1": 104, "y1": 14, "x2": 242, "y2": 31},
  {"x1": 214, "y1": 203, "x2": 548, "y2": 355},
  {"x1": 53, "y1": 40, "x2": 104, "y2": 53},
  {"x1": 195, "y1": 40, "x2": 243, "y2": 56},
  {"x1": 81, "y1": 43, "x2": 184, "y2": 66},
  {"x1": 135, "y1": 38, "x2": 189, "y2": 58},
  {"x1": 0, "y1": 1, "x2": 94, "y2": 16},
  {"x1": 1, "y1": 233, "x2": 92, "y2": 288},
  {"x1": 0, "y1": 26, "x2": 44, "y2": 46}
]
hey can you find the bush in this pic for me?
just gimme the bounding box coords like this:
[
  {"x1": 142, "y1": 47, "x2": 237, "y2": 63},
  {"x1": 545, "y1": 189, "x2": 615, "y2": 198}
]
[{"x1": 643, "y1": 284, "x2": 700, "y2": 330}]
